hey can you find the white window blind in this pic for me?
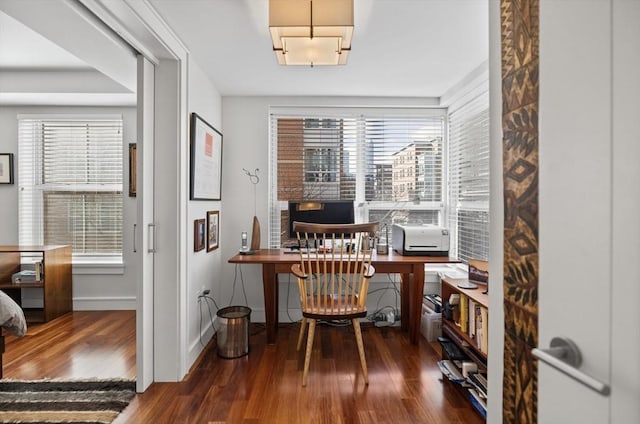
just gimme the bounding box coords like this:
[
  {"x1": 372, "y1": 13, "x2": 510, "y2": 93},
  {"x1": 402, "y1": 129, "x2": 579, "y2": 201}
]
[
  {"x1": 269, "y1": 109, "x2": 446, "y2": 247},
  {"x1": 448, "y1": 90, "x2": 490, "y2": 263},
  {"x1": 18, "y1": 116, "x2": 124, "y2": 260}
]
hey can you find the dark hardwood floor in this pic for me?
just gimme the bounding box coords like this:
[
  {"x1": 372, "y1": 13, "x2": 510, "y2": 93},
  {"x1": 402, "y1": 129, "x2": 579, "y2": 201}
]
[
  {"x1": 3, "y1": 310, "x2": 136, "y2": 380},
  {"x1": 3, "y1": 311, "x2": 484, "y2": 423}
]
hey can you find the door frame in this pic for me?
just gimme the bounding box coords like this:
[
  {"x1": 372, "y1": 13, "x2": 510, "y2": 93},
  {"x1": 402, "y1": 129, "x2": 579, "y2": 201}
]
[{"x1": 79, "y1": 0, "x2": 191, "y2": 385}]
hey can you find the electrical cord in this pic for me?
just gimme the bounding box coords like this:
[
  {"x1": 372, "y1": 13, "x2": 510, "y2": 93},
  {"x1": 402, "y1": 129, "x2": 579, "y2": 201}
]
[
  {"x1": 197, "y1": 292, "x2": 219, "y2": 347},
  {"x1": 319, "y1": 319, "x2": 351, "y2": 327},
  {"x1": 367, "y1": 274, "x2": 400, "y2": 322},
  {"x1": 230, "y1": 263, "x2": 249, "y2": 306},
  {"x1": 284, "y1": 273, "x2": 301, "y2": 323}
]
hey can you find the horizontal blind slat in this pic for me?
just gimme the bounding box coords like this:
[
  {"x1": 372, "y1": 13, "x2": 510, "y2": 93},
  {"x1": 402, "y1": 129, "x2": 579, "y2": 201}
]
[
  {"x1": 448, "y1": 90, "x2": 490, "y2": 262},
  {"x1": 270, "y1": 111, "x2": 447, "y2": 247},
  {"x1": 18, "y1": 117, "x2": 124, "y2": 257}
]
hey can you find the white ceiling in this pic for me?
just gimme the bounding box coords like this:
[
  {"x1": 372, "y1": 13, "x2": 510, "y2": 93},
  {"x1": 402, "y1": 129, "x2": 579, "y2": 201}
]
[
  {"x1": 0, "y1": 7, "x2": 136, "y2": 106},
  {"x1": 0, "y1": 0, "x2": 488, "y2": 101},
  {"x1": 0, "y1": 11, "x2": 88, "y2": 69},
  {"x1": 149, "y1": 0, "x2": 489, "y2": 97}
]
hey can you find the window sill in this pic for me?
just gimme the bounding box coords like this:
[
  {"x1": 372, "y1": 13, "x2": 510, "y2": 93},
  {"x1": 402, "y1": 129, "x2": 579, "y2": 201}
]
[{"x1": 72, "y1": 259, "x2": 125, "y2": 275}]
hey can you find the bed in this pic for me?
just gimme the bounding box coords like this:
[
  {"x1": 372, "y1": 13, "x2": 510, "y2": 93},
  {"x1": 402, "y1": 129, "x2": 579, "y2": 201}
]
[{"x1": 0, "y1": 290, "x2": 27, "y2": 378}]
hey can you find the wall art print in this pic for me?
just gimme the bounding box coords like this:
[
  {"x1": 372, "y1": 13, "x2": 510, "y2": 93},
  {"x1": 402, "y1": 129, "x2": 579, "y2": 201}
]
[{"x1": 501, "y1": 0, "x2": 540, "y2": 422}]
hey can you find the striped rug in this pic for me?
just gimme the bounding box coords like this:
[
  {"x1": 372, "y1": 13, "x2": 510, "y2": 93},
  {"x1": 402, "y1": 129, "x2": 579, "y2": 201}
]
[{"x1": 0, "y1": 379, "x2": 136, "y2": 424}]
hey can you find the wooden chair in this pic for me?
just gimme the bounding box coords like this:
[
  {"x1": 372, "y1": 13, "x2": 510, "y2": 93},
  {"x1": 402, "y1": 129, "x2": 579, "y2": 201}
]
[{"x1": 291, "y1": 221, "x2": 379, "y2": 386}]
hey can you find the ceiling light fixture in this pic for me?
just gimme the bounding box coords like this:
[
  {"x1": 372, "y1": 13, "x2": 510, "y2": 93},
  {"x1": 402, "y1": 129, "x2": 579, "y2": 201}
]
[{"x1": 269, "y1": 0, "x2": 354, "y2": 67}]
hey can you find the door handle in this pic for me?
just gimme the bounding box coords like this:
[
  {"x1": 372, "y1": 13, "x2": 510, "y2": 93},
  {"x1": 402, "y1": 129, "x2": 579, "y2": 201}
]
[
  {"x1": 148, "y1": 223, "x2": 156, "y2": 253},
  {"x1": 133, "y1": 223, "x2": 137, "y2": 253},
  {"x1": 532, "y1": 337, "x2": 610, "y2": 396}
]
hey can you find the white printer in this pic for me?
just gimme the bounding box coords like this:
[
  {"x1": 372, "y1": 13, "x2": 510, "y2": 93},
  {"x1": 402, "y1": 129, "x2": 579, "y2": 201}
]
[{"x1": 391, "y1": 224, "x2": 450, "y2": 256}]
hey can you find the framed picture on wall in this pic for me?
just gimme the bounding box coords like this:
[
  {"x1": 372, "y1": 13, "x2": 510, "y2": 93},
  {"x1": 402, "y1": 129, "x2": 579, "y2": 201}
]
[
  {"x1": 129, "y1": 144, "x2": 137, "y2": 197},
  {"x1": 190, "y1": 113, "x2": 223, "y2": 200},
  {"x1": 0, "y1": 153, "x2": 14, "y2": 184},
  {"x1": 194, "y1": 219, "x2": 206, "y2": 252},
  {"x1": 207, "y1": 210, "x2": 219, "y2": 252}
]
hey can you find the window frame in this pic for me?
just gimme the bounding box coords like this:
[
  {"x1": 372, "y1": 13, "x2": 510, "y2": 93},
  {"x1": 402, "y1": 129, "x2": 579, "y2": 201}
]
[
  {"x1": 446, "y1": 83, "x2": 490, "y2": 263},
  {"x1": 269, "y1": 107, "x2": 448, "y2": 248},
  {"x1": 17, "y1": 114, "x2": 125, "y2": 266}
]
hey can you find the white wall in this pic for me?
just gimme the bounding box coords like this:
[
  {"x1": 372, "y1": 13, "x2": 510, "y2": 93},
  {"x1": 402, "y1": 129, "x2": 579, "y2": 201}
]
[
  {"x1": 487, "y1": 0, "x2": 503, "y2": 420},
  {"x1": 0, "y1": 105, "x2": 137, "y2": 309},
  {"x1": 220, "y1": 96, "x2": 441, "y2": 322},
  {"x1": 186, "y1": 60, "x2": 223, "y2": 366}
]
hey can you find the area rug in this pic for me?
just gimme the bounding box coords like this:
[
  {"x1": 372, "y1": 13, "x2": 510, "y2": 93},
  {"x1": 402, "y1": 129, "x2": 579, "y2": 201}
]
[{"x1": 0, "y1": 379, "x2": 136, "y2": 424}]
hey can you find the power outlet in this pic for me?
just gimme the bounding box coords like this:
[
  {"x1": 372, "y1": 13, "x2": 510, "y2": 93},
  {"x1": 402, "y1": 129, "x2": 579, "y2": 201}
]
[
  {"x1": 197, "y1": 286, "x2": 205, "y2": 302},
  {"x1": 197, "y1": 287, "x2": 211, "y2": 302}
]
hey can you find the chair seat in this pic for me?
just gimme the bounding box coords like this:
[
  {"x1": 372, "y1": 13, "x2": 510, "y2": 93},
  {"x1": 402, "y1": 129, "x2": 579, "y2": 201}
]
[{"x1": 302, "y1": 295, "x2": 367, "y2": 319}]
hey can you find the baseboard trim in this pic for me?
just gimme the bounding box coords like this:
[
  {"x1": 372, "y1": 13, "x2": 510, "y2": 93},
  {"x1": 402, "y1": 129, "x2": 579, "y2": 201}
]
[
  {"x1": 73, "y1": 296, "x2": 136, "y2": 310},
  {"x1": 187, "y1": 318, "x2": 216, "y2": 369}
]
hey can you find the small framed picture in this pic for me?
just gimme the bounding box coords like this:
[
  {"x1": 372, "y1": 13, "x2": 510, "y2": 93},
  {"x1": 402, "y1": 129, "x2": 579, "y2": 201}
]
[
  {"x1": 194, "y1": 219, "x2": 206, "y2": 252},
  {"x1": 0, "y1": 153, "x2": 14, "y2": 184},
  {"x1": 129, "y1": 144, "x2": 137, "y2": 197},
  {"x1": 207, "y1": 211, "x2": 219, "y2": 252}
]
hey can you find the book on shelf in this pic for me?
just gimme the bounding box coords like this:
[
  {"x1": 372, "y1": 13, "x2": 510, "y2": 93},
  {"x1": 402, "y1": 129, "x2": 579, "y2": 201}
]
[
  {"x1": 468, "y1": 299, "x2": 476, "y2": 339},
  {"x1": 476, "y1": 327, "x2": 484, "y2": 353},
  {"x1": 480, "y1": 307, "x2": 488, "y2": 354},
  {"x1": 34, "y1": 260, "x2": 43, "y2": 281},
  {"x1": 468, "y1": 388, "x2": 487, "y2": 417},
  {"x1": 459, "y1": 293, "x2": 468, "y2": 333},
  {"x1": 467, "y1": 372, "x2": 488, "y2": 398}
]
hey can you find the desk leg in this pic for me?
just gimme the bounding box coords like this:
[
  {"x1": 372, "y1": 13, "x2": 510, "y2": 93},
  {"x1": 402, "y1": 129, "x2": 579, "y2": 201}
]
[
  {"x1": 409, "y1": 264, "x2": 425, "y2": 345},
  {"x1": 262, "y1": 263, "x2": 279, "y2": 344},
  {"x1": 400, "y1": 273, "x2": 410, "y2": 333}
]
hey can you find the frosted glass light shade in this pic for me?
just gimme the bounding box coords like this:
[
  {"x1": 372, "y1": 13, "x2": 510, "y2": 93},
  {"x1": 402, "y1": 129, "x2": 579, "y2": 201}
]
[{"x1": 269, "y1": 0, "x2": 353, "y2": 66}]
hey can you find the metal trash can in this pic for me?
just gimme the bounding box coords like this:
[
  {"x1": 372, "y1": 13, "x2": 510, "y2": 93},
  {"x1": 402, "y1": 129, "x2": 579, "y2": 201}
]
[{"x1": 216, "y1": 305, "x2": 251, "y2": 359}]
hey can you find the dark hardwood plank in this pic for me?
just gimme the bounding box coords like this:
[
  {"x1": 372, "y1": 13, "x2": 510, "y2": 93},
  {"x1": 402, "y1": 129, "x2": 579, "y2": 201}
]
[
  {"x1": 3, "y1": 310, "x2": 136, "y2": 380},
  {"x1": 119, "y1": 321, "x2": 484, "y2": 423},
  {"x1": 3, "y1": 311, "x2": 484, "y2": 423}
]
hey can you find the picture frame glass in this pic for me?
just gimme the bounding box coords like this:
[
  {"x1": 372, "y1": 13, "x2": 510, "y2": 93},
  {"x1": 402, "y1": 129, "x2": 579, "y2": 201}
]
[
  {"x1": 194, "y1": 219, "x2": 206, "y2": 252},
  {"x1": 0, "y1": 153, "x2": 14, "y2": 184},
  {"x1": 190, "y1": 113, "x2": 222, "y2": 200},
  {"x1": 207, "y1": 211, "x2": 219, "y2": 252}
]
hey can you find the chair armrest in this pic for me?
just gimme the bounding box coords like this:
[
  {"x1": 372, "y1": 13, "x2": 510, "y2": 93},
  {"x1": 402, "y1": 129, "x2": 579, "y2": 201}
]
[{"x1": 291, "y1": 264, "x2": 308, "y2": 279}]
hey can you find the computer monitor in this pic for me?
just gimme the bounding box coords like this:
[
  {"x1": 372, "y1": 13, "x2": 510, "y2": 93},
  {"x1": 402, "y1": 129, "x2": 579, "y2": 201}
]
[{"x1": 288, "y1": 200, "x2": 355, "y2": 239}]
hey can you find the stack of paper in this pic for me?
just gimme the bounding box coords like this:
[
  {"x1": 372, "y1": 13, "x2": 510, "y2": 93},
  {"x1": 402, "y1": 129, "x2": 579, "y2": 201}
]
[{"x1": 437, "y1": 360, "x2": 465, "y2": 383}]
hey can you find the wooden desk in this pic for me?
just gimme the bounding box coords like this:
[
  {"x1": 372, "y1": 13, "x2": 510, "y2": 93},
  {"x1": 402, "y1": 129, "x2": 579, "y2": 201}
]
[
  {"x1": 0, "y1": 245, "x2": 72, "y2": 323},
  {"x1": 228, "y1": 249, "x2": 457, "y2": 345}
]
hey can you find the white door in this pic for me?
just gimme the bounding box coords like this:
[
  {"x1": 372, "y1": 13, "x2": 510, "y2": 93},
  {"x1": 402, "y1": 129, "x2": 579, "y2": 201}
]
[
  {"x1": 135, "y1": 55, "x2": 155, "y2": 392},
  {"x1": 537, "y1": 0, "x2": 640, "y2": 422}
]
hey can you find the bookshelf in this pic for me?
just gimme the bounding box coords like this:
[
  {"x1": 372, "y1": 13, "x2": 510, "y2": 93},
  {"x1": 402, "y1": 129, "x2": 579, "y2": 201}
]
[
  {"x1": 439, "y1": 276, "x2": 489, "y2": 419},
  {"x1": 0, "y1": 245, "x2": 72, "y2": 323}
]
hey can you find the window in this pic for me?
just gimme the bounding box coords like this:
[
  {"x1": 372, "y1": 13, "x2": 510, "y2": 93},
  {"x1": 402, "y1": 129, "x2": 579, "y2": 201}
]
[
  {"x1": 269, "y1": 109, "x2": 446, "y2": 247},
  {"x1": 18, "y1": 116, "x2": 124, "y2": 262},
  {"x1": 448, "y1": 89, "x2": 490, "y2": 262}
]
